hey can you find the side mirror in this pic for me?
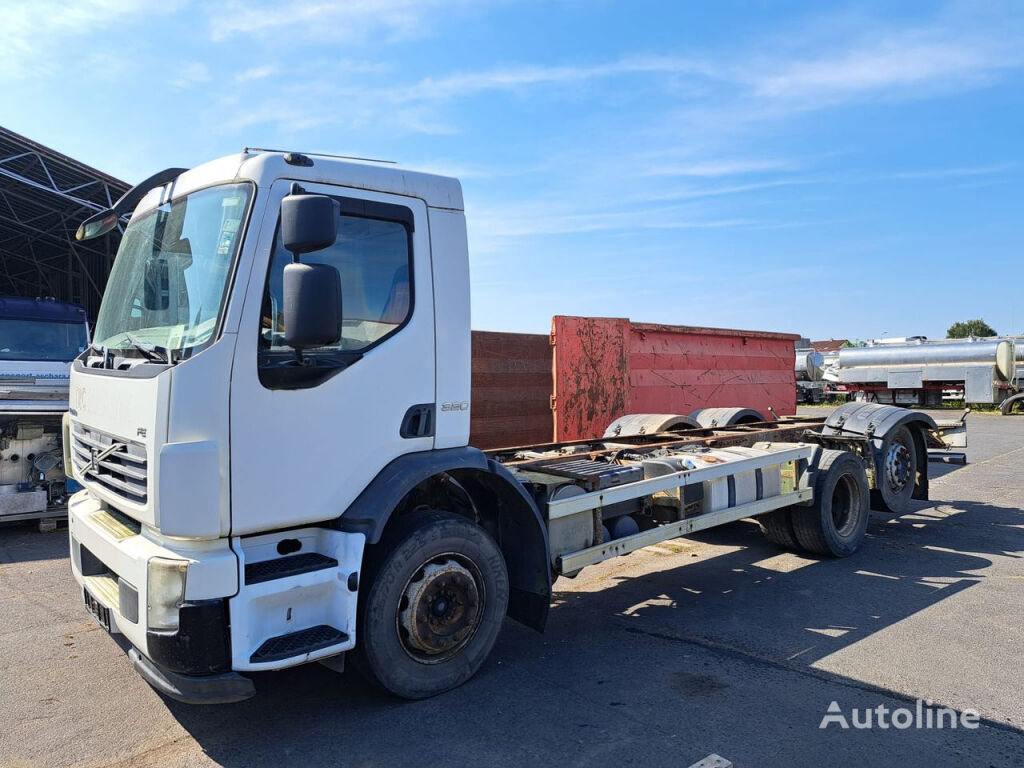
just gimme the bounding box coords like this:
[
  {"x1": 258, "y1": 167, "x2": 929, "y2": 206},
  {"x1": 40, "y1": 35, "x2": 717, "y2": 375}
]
[
  {"x1": 76, "y1": 209, "x2": 120, "y2": 241},
  {"x1": 281, "y1": 194, "x2": 339, "y2": 255},
  {"x1": 282, "y1": 262, "x2": 342, "y2": 349}
]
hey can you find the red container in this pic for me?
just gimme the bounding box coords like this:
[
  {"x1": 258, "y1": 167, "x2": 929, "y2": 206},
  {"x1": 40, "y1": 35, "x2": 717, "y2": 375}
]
[
  {"x1": 552, "y1": 316, "x2": 799, "y2": 441},
  {"x1": 470, "y1": 316, "x2": 799, "y2": 448}
]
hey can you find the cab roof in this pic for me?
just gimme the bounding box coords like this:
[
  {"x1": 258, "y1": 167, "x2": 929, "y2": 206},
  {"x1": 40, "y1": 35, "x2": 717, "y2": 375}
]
[
  {"x1": 145, "y1": 150, "x2": 464, "y2": 214},
  {"x1": 0, "y1": 296, "x2": 88, "y2": 323}
]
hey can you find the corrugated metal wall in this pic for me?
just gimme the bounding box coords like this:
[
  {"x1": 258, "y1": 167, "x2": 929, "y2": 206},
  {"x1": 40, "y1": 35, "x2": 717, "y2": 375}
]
[{"x1": 469, "y1": 330, "x2": 553, "y2": 449}]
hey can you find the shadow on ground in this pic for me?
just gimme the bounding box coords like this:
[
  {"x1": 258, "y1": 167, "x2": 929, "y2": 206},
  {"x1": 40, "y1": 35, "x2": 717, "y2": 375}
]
[{"x1": 138, "y1": 496, "x2": 1023, "y2": 768}]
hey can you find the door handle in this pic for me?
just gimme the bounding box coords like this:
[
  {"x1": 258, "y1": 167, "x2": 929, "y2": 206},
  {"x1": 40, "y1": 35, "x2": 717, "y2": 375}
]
[{"x1": 400, "y1": 404, "x2": 435, "y2": 438}]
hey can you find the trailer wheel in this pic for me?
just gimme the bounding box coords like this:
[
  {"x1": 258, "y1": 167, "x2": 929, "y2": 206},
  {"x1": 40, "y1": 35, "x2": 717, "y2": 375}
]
[
  {"x1": 999, "y1": 392, "x2": 1024, "y2": 416},
  {"x1": 791, "y1": 449, "x2": 870, "y2": 557},
  {"x1": 758, "y1": 508, "x2": 801, "y2": 550},
  {"x1": 352, "y1": 509, "x2": 509, "y2": 699},
  {"x1": 870, "y1": 425, "x2": 917, "y2": 514}
]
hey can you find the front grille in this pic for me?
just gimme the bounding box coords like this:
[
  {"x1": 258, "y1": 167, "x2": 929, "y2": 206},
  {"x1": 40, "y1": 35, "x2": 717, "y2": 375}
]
[{"x1": 70, "y1": 423, "x2": 148, "y2": 505}]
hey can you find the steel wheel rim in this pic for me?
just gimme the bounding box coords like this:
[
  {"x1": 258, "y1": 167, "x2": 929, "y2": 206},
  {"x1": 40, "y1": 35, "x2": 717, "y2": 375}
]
[
  {"x1": 885, "y1": 439, "x2": 913, "y2": 492},
  {"x1": 397, "y1": 553, "x2": 485, "y2": 665}
]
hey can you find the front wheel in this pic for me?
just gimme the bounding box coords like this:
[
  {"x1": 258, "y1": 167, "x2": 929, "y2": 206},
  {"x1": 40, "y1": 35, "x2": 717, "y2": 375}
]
[{"x1": 353, "y1": 509, "x2": 509, "y2": 699}]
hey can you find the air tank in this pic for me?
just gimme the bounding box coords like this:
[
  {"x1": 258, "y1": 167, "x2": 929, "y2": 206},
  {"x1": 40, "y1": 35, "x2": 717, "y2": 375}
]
[
  {"x1": 839, "y1": 340, "x2": 1016, "y2": 381},
  {"x1": 795, "y1": 349, "x2": 825, "y2": 382}
]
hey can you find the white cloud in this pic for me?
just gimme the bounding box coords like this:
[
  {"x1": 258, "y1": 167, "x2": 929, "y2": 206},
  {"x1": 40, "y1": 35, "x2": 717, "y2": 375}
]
[
  {"x1": 171, "y1": 62, "x2": 212, "y2": 89},
  {"x1": 748, "y1": 28, "x2": 1022, "y2": 102},
  {"x1": 207, "y1": 0, "x2": 488, "y2": 43},
  {"x1": 234, "y1": 65, "x2": 277, "y2": 84},
  {"x1": 399, "y1": 56, "x2": 716, "y2": 102},
  {"x1": 643, "y1": 158, "x2": 798, "y2": 178},
  {"x1": 0, "y1": 0, "x2": 182, "y2": 78},
  {"x1": 888, "y1": 163, "x2": 1019, "y2": 180}
]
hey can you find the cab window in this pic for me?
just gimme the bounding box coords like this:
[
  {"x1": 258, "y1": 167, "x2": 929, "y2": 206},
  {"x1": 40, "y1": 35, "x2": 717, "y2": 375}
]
[{"x1": 258, "y1": 202, "x2": 413, "y2": 387}]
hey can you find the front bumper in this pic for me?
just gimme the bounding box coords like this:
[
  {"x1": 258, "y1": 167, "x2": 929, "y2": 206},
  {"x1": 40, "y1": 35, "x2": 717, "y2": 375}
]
[
  {"x1": 68, "y1": 490, "x2": 239, "y2": 681},
  {"x1": 129, "y1": 648, "x2": 254, "y2": 704}
]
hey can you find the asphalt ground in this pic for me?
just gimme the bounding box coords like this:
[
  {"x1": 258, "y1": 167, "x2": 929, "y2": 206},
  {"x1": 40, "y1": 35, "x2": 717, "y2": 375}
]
[{"x1": 1, "y1": 408, "x2": 1022, "y2": 767}]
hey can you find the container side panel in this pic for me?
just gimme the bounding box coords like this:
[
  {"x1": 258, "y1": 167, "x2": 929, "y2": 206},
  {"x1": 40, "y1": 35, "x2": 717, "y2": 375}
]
[
  {"x1": 628, "y1": 327, "x2": 796, "y2": 418},
  {"x1": 470, "y1": 331, "x2": 553, "y2": 449},
  {"x1": 552, "y1": 316, "x2": 630, "y2": 441}
]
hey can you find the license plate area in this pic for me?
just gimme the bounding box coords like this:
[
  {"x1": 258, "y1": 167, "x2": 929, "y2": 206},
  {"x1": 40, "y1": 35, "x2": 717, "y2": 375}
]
[{"x1": 84, "y1": 586, "x2": 112, "y2": 633}]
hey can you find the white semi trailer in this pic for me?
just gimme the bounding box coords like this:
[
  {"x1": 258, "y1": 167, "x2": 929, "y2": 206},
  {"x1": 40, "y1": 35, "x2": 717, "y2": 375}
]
[{"x1": 67, "y1": 151, "x2": 963, "y2": 703}]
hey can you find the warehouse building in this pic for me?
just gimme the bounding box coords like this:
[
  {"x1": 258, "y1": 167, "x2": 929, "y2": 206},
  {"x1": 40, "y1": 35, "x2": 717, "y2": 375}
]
[{"x1": 0, "y1": 125, "x2": 128, "y2": 321}]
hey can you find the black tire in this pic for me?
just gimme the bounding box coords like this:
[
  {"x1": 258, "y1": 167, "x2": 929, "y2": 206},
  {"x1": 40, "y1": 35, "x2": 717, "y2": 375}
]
[
  {"x1": 870, "y1": 425, "x2": 918, "y2": 514},
  {"x1": 758, "y1": 508, "x2": 801, "y2": 550},
  {"x1": 1000, "y1": 392, "x2": 1024, "y2": 416},
  {"x1": 792, "y1": 449, "x2": 870, "y2": 557},
  {"x1": 352, "y1": 509, "x2": 509, "y2": 699}
]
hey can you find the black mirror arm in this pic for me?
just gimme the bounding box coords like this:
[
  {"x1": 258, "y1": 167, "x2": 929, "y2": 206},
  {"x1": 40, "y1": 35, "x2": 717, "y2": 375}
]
[
  {"x1": 76, "y1": 167, "x2": 188, "y2": 241},
  {"x1": 285, "y1": 185, "x2": 305, "y2": 362},
  {"x1": 110, "y1": 167, "x2": 190, "y2": 215}
]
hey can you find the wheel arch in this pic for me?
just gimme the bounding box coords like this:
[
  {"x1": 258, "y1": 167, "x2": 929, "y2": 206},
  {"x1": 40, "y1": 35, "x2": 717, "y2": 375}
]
[
  {"x1": 604, "y1": 413, "x2": 701, "y2": 437},
  {"x1": 338, "y1": 447, "x2": 552, "y2": 631},
  {"x1": 689, "y1": 407, "x2": 766, "y2": 427},
  {"x1": 821, "y1": 402, "x2": 936, "y2": 501}
]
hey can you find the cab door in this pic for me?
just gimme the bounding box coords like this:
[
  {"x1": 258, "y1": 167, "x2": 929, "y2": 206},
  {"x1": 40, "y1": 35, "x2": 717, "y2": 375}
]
[{"x1": 229, "y1": 179, "x2": 435, "y2": 535}]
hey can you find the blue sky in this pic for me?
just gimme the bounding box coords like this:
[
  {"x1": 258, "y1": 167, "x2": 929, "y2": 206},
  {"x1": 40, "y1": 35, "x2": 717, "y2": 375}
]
[{"x1": 2, "y1": 0, "x2": 1021, "y2": 340}]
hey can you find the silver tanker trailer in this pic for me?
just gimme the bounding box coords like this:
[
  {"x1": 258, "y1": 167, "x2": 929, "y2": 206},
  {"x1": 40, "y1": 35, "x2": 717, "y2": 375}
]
[{"x1": 836, "y1": 337, "x2": 1018, "y2": 409}]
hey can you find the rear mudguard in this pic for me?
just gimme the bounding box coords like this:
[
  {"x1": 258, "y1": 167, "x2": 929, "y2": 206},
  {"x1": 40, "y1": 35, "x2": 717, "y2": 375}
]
[
  {"x1": 821, "y1": 402, "x2": 936, "y2": 500},
  {"x1": 689, "y1": 407, "x2": 767, "y2": 427}
]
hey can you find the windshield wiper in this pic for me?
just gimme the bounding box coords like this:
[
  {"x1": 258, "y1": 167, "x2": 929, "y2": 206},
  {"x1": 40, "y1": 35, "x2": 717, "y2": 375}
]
[
  {"x1": 85, "y1": 342, "x2": 114, "y2": 369},
  {"x1": 124, "y1": 333, "x2": 173, "y2": 364}
]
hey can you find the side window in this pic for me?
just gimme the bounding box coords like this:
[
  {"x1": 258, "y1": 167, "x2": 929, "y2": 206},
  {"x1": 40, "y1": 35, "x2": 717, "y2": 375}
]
[{"x1": 258, "y1": 203, "x2": 413, "y2": 381}]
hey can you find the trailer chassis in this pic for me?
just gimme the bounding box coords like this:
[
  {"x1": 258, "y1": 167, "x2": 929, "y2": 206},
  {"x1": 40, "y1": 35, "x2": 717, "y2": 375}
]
[{"x1": 485, "y1": 404, "x2": 967, "y2": 576}]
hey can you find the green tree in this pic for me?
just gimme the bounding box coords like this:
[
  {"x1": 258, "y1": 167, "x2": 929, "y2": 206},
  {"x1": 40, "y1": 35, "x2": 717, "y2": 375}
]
[{"x1": 947, "y1": 318, "x2": 997, "y2": 338}]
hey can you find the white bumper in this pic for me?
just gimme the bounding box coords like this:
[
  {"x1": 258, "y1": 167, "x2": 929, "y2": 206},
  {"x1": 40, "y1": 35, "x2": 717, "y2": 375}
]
[{"x1": 67, "y1": 490, "x2": 238, "y2": 654}]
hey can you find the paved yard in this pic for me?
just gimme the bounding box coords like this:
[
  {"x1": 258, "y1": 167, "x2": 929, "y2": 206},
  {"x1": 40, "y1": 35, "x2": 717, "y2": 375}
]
[{"x1": 1, "y1": 410, "x2": 1022, "y2": 767}]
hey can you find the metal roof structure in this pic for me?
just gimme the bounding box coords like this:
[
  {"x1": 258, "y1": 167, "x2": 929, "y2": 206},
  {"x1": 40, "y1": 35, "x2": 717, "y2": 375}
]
[{"x1": 0, "y1": 125, "x2": 128, "y2": 320}]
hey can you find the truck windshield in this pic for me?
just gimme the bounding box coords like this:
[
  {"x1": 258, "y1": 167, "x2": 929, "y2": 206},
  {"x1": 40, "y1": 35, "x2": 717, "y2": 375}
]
[
  {"x1": 0, "y1": 319, "x2": 88, "y2": 361},
  {"x1": 93, "y1": 182, "x2": 253, "y2": 357}
]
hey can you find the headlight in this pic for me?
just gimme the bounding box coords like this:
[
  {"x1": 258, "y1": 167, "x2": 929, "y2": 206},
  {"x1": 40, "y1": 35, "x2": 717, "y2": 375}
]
[
  {"x1": 62, "y1": 413, "x2": 75, "y2": 482},
  {"x1": 147, "y1": 557, "x2": 188, "y2": 631}
]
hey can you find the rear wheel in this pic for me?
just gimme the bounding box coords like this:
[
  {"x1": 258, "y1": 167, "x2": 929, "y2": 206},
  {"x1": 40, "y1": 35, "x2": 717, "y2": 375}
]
[
  {"x1": 870, "y1": 425, "x2": 918, "y2": 514},
  {"x1": 791, "y1": 449, "x2": 870, "y2": 557},
  {"x1": 758, "y1": 508, "x2": 801, "y2": 550},
  {"x1": 353, "y1": 509, "x2": 509, "y2": 699}
]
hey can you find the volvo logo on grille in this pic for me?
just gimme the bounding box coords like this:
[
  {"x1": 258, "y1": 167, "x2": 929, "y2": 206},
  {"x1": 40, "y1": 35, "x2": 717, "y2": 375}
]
[
  {"x1": 87, "y1": 442, "x2": 125, "y2": 475},
  {"x1": 73, "y1": 385, "x2": 86, "y2": 413}
]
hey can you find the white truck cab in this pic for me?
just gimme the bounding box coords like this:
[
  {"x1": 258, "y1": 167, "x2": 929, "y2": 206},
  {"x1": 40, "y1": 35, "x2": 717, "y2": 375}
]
[{"x1": 67, "y1": 150, "x2": 502, "y2": 702}]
